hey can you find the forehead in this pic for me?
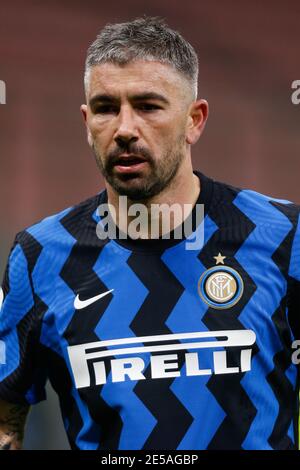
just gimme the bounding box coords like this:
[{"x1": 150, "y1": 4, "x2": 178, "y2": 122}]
[{"x1": 86, "y1": 60, "x2": 186, "y2": 99}]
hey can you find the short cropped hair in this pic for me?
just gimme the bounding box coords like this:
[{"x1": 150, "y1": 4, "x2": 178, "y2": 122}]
[{"x1": 84, "y1": 16, "x2": 199, "y2": 99}]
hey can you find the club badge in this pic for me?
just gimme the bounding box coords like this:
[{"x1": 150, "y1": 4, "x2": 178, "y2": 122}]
[{"x1": 198, "y1": 253, "x2": 244, "y2": 309}]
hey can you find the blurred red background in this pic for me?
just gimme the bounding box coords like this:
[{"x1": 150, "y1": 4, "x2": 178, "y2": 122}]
[{"x1": 0, "y1": 0, "x2": 299, "y2": 449}]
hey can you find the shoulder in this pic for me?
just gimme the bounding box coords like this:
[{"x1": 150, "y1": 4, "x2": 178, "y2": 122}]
[
  {"x1": 14, "y1": 191, "x2": 105, "y2": 257},
  {"x1": 210, "y1": 175, "x2": 300, "y2": 225}
]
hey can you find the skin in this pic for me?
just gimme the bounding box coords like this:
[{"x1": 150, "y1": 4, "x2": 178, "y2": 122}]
[
  {"x1": 81, "y1": 60, "x2": 209, "y2": 236},
  {"x1": 0, "y1": 400, "x2": 29, "y2": 450}
]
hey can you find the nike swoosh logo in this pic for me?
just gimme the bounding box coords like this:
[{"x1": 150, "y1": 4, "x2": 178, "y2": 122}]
[{"x1": 74, "y1": 289, "x2": 114, "y2": 310}]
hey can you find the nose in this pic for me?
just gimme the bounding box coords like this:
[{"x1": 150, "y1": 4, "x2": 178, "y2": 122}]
[{"x1": 114, "y1": 105, "x2": 139, "y2": 147}]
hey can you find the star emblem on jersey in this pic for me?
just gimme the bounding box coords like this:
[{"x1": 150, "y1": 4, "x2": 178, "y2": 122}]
[
  {"x1": 198, "y1": 255, "x2": 244, "y2": 309},
  {"x1": 74, "y1": 289, "x2": 114, "y2": 310},
  {"x1": 213, "y1": 252, "x2": 226, "y2": 265}
]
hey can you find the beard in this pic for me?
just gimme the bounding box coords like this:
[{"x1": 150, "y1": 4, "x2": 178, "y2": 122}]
[{"x1": 92, "y1": 136, "x2": 186, "y2": 201}]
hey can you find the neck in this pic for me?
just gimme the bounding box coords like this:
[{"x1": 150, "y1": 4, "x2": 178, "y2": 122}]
[{"x1": 106, "y1": 161, "x2": 200, "y2": 239}]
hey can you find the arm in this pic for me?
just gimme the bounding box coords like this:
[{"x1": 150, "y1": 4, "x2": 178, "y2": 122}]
[
  {"x1": 0, "y1": 233, "x2": 47, "y2": 450},
  {"x1": 0, "y1": 399, "x2": 29, "y2": 450}
]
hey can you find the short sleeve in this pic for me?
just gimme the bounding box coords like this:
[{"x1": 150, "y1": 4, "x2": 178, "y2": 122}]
[
  {"x1": 0, "y1": 233, "x2": 47, "y2": 405},
  {"x1": 287, "y1": 210, "x2": 300, "y2": 338}
]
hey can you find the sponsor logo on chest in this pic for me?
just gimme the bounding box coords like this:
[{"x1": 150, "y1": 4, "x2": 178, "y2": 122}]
[{"x1": 67, "y1": 329, "x2": 256, "y2": 389}]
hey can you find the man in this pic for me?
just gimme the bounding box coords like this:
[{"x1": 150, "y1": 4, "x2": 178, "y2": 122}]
[{"x1": 0, "y1": 16, "x2": 299, "y2": 451}]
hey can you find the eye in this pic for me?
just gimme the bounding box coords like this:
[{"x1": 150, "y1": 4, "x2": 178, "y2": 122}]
[
  {"x1": 137, "y1": 103, "x2": 161, "y2": 112},
  {"x1": 94, "y1": 105, "x2": 118, "y2": 114}
]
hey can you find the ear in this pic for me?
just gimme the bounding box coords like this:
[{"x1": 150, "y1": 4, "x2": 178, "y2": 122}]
[
  {"x1": 186, "y1": 99, "x2": 209, "y2": 145},
  {"x1": 80, "y1": 104, "x2": 93, "y2": 147}
]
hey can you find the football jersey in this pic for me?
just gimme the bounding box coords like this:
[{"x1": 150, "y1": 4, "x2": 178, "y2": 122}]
[{"x1": 0, "y1": 170, "x2": 300, "y2": 450}]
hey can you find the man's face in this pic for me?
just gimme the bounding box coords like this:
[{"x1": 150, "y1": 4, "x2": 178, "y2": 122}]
[{"x1": 81, "y1": 60, "x2": 194, "y2": 200}]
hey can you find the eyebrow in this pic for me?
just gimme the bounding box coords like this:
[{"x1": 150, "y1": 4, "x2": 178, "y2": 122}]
[{"x1": 89, "y1": 92, "x2": 170, "y2": 107}]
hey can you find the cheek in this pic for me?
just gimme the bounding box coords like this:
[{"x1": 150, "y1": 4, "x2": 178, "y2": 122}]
[
  {"x1": 157, "y1": 120, "x2": 185, "y2": 147},
  {"x1": 148, "y1": 118, "x2": 178, "y2": 142},
  {"x1": 87, "y1": 110, "x2": 114, "y2": 131},
  {"x1": 89, "y1": 119, "x2": 114, "y2": 149},
  {"x1": 89, "y1": 117, "x2": 108, "y2": 136},
  {"x1": 158, "y1": 111, "x2": 186, "y2": 136}
]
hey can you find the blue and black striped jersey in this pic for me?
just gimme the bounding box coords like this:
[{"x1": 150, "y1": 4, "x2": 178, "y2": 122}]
[{"x1": 0, "y1": 171, "x2": 300, "y2": 450}]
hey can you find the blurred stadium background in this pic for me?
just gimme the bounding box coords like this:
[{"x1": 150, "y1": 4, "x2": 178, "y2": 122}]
[{"x1": 0, "y1": 0, "x2": 299, "y2": 450}]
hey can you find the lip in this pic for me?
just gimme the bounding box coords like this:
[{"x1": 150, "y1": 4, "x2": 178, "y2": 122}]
[
  {"x1": 117, "y1": 154, "x2": 146, "y2": 161},
  {"x1": 114, "y1": 161, "x2": 148, "y2": 173},
  {"x1": 113, "y1": 154, "x2": 148, "y2": 173}
]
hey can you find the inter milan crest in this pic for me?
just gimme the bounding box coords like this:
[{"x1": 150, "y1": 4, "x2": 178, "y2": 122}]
[{"x1": 198, "y1": 253, "x2": 244, "y2": 309}]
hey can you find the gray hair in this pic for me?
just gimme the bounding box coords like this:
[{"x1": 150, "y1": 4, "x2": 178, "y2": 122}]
[{"x1": 84, "y1": 16, "x2": 199, "y2": 100}]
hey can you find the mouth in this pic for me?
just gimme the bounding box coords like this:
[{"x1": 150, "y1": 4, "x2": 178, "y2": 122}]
[{"x1": 113, "y1": 154, "x2": 148, "y2": 173}]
